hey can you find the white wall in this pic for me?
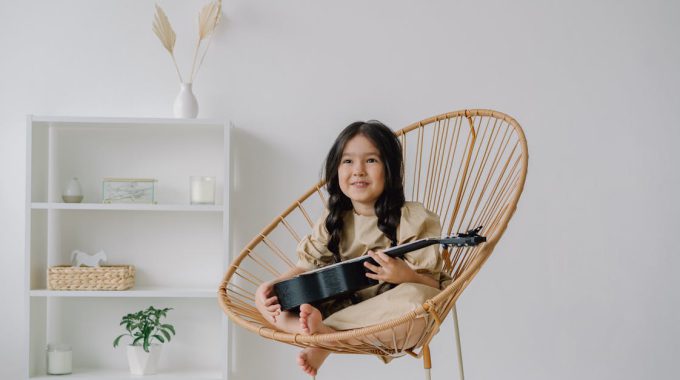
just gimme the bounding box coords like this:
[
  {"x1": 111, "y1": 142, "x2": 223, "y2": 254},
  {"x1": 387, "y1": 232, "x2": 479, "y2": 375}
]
[{"x1": 1, "y1": 0, "x2": 679, "y2": 379}]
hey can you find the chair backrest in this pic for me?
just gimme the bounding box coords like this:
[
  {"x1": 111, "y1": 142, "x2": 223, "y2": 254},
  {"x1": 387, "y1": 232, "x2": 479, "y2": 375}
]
[
  {"x1": 403, "y1": 109, "x2": 527, "y2": 271},
  {"x1": 219, "y1": 109, "x2": 528, "y2": 351},
  {"x1": 397, "y1": 109, "x2": 528, "y2": 324}
]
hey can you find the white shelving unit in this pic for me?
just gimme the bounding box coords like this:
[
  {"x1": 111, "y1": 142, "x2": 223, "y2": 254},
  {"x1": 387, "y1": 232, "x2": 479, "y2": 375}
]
[{"x1": 24, "y1": 116, "x2": 231, "y2": 380}]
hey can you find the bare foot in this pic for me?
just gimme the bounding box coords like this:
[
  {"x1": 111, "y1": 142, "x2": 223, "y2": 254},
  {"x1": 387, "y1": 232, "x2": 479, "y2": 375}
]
[
  {"x1": 299, "y1": 304, "x2": 331, "y2": 335},
  {"x1": 297, "y1": 347, "x2": 330, "y2": 377}
]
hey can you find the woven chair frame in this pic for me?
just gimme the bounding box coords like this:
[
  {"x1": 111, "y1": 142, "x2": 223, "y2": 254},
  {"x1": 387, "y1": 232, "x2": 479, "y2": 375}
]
[{"x1": 218, "y1": 109, "x2": 528, "y2": 358}]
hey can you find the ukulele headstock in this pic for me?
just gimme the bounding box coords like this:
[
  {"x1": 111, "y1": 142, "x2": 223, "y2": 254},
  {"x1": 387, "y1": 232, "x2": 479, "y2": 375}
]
[{"x1": 440, "y1": 226, "x2": 486, "y2": 248}]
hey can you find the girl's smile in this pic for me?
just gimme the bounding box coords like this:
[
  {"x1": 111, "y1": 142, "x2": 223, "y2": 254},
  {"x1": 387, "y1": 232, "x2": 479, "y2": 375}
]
[{"x1": 338, "y1": 134, "x2": 385, "y2": 216}]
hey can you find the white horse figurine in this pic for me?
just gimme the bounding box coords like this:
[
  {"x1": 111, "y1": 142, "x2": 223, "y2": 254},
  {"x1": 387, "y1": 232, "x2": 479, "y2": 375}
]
[{"x1": 71, "y1": 250, "x2": 107, "y2": 267}]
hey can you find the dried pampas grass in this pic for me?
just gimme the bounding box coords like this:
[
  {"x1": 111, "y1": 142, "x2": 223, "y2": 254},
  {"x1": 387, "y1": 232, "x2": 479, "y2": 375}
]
[
  {"x1": 153, "y1": 4, "x2": 183, "y2": 82},
  {"x1": 191, "y1": 0, "x2": 222, "y2": 82},
  {"x1": 198, "y1": 0, "x2": 221, "y2": 40},
  {"x1": 152, "y1": 4, "x2": 176, "y2": 53},
  {"x1": 152, "y1": 0, "x2": 223, "y2": 84}
]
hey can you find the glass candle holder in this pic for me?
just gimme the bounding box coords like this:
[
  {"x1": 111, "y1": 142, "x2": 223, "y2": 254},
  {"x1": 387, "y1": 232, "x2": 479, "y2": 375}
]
[
  {"x1": 47, "y1": 343, "x2": 72, "y2": 375},
  {"x1": 190, "y1": 176, "x2": 216, "y2": 205}
]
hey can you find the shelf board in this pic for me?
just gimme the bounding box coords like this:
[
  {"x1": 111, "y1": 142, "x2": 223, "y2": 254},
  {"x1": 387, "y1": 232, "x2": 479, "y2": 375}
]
[
  {"x1": 30, "y1": 115, "x2": 225, "y2": 126},
  {"x1": 31, "y1": 202, "x2": 223, "y2": 212},
  {"x1": 30, "y1": 368, "x2": 221, "y2": 380},
  {"x1": 30, "y1": 287, "x2": 218, "y2": 298}
]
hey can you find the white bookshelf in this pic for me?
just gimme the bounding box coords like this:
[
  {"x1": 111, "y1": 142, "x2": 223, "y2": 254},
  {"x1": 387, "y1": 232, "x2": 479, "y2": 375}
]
[{"x1": 24, "y1": 116, "x2": 231, "y2": 380}]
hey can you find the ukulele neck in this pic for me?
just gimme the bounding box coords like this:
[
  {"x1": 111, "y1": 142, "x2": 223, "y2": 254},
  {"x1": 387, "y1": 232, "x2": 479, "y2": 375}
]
[{"x1": 382, "y1": 238, "x2": 439, "y2": 258}]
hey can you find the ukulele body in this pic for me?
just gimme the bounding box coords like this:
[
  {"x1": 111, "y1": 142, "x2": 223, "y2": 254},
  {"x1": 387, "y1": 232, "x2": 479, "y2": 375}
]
[{"x1": 274, "y1": 256, "x2": 378, "y2": 311}]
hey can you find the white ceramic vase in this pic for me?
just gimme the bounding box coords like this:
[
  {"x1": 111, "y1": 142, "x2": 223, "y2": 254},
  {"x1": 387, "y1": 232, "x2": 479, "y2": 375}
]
[
  {"x1": 173, "y1": 82, "x2": 199, "y2": 118},
  {"x1": 64, "y1": 177, "x2": 82, "y2": 196},
  {"x1": 62, "y1": 177, "x2": 84, "y2": 203},
  {"x1": 126, "y1": 344, "x2": 162, "y2": 375}
]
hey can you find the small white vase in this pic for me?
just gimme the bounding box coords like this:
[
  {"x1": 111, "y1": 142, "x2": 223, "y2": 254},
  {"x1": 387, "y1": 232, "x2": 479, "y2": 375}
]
[
  {"x1": 173, "y1": 82, "x2": 199, "y2": 118},
  {"x1": 62, "y1": 177, "x2": 84, "y2": 203},
  {"x1": 127, "y1": 344, "x2": 162, "y2": 375},
  {"x1": 64, "y1": 177, "x2": 82, "y2": 196}
]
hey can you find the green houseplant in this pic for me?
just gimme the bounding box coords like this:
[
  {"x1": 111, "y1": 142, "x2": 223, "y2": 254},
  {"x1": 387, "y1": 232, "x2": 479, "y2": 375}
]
[{"x1": 113, "y1": 306, "x2": 176, "y2": 375}]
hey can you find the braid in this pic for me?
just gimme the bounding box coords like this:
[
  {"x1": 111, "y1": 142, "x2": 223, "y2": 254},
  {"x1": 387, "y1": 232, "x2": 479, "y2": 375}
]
[
  {"x1": 374, "y1": 124, "x2": 405, "y2": 246},
  {"x1": 375, "y1": 192, "x2": 404, "y2": 247},
  {"x1": 325, "y1": 191, "x2": 352, "y2": 263}
]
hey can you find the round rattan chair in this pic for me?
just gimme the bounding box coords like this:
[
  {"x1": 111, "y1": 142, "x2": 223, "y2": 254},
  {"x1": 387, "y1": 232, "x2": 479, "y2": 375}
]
[{"x1": 218, "y1": 109, "x2": 528, "y2": 379}]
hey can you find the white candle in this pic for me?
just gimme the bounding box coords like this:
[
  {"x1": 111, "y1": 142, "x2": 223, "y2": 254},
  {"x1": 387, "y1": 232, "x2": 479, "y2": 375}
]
[
  {"x1": 47, "y1": 344, "x2": 72, "y2": 375},
  {"x1": 190, "y1": 176, "x2": 216, "y2": 204}
]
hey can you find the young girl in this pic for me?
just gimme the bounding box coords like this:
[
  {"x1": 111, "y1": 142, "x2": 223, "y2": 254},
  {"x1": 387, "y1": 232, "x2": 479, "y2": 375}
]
[{"x1": 255, "y1": 121, "x2": 444, "y2": 377}]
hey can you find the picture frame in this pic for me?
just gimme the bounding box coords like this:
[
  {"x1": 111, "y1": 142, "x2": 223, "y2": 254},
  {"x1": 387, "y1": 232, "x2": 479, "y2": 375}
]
[{"x1": 102, "y1": 178, "x2": 157, "y2": 204}]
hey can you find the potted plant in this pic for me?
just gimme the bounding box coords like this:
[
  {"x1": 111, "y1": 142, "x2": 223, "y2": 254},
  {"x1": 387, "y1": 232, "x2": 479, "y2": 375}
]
[{"x1": 113, "y1": 306, "x2": 176, "y2": 375}]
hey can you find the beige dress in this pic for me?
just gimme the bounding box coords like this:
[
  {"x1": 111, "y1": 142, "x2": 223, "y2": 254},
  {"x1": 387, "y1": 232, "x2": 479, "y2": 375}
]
[{"x1": 295, "y1": 202, "x2": 443, "y2": 330}]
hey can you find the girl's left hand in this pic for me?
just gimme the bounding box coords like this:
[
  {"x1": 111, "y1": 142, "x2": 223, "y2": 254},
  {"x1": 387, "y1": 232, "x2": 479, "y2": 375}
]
[{"x1": 364, "y1": 250, "x2": 416, "y2": 284}]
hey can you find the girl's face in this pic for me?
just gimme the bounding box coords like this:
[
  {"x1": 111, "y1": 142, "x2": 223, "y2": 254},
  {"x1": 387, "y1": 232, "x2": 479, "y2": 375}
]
[{"x1": 338, "y1": 134, "x2": 385, "y2": 215}]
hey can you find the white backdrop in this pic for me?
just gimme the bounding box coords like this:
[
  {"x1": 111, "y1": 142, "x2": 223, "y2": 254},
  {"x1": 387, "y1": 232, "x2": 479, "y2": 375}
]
[{"x1": 1, "y1": 1, "x2": 679, "y2": 379}]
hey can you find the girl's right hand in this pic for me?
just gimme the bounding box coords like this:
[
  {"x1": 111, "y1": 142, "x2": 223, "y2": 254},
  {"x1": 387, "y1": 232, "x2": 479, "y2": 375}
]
[{"x1": 255, "y1": 281, "x2": 281, "y2": 321}]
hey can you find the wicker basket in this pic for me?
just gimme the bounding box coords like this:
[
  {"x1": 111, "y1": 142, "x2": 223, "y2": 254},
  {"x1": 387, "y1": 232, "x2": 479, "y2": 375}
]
[{"x1": 48, "y1": 265, "x2": 135, "y2": 291}]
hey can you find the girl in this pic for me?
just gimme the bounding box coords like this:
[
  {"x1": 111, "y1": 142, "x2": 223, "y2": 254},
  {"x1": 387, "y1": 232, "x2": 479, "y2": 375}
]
[{"x1": 255, "y1": 120, "x2": 444, "y2": 377}]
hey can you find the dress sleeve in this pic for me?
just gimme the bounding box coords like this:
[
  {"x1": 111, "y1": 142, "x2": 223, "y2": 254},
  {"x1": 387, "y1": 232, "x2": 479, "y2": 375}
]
[
  {"x1": 398, "y1": 203, "x2": 443, "y2": 281},
  {"x1": 295, "y1": 210, "x2": 334, "y2": 271}
]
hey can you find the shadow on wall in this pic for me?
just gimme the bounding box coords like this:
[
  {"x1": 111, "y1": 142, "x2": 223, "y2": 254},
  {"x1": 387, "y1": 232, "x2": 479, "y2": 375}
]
[
  {"x1": 232, "y1": 127, "x2": 275, "y2": 243},
  {"x1": 229, "y1": 126, "x2": 314, "y2": 257}
]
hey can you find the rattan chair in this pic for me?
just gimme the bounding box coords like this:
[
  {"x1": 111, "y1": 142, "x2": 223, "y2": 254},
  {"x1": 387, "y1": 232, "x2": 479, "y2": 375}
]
[{"x1": 219, "y1": 109, "x2": 528, "y2": 379}]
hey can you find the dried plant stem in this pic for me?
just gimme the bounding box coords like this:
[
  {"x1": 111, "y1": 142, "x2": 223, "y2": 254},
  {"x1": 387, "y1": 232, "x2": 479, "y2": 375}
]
[
  {"x1": 170, "y1": 53, "x2": 184, "y2": 83},
  {"x1": 190, "y1": 0, "x2": 221, "y2": 82},
  {"x1": 192, "y1": 30, "x2": 216, "y2": 82},
  {"x1": 189, "y1": 37, "x2": 202, "y2": 83}
]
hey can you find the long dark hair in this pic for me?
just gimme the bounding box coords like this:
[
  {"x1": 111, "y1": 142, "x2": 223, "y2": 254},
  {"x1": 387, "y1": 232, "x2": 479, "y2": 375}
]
[{"x1": 323, "y1": 120, "x2": 405, "y2": 263}]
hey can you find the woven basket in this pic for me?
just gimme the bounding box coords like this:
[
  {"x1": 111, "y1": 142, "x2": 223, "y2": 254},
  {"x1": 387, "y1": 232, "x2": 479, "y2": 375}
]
[{"x1": 48, "y1": 265, "x2": 135, "y2": 291}]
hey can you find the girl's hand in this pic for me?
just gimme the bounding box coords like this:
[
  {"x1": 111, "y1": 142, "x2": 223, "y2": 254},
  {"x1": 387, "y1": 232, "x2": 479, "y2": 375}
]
[
  {"x1": 364, "y1": 250, "x2": 416, "y2": 284},
  {"x1": 255, "y1": 281, "x2": 281, "y2": 321}
]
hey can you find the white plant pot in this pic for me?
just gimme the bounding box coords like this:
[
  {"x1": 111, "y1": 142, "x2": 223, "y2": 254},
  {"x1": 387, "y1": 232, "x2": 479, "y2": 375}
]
[
  {"x1": 127, "y1": 344, "x2": 162, "y2": 375},
  {"x1": 173, "y1": 82, "x2": 199, "y2": 118}
]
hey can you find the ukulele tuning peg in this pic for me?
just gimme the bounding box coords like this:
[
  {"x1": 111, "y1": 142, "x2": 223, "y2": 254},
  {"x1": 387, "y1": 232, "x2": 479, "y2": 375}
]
[{"x1": 467, "y1": 226, "x2": 483, "y2": 235}]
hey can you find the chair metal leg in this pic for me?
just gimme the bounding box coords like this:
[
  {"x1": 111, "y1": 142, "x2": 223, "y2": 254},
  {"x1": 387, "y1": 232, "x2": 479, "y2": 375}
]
[
  {"x1": 452, "y1": 304, "x2": 465, "y2": 380},
  {"x1": 422, "y1": 344, "x2": 432, "y2": 380}
]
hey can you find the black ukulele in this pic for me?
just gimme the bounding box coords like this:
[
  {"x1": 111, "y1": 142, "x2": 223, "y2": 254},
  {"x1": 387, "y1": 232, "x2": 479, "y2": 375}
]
[{"x1": 273, "y1": 227, "x2": 486, "y2": 311}]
